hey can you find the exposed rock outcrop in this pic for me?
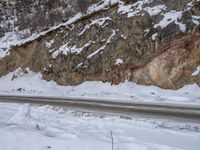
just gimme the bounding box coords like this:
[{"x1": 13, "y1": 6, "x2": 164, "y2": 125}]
[
  {"x1": 0, "y1": 0, "x2": 200, "y2": 89},
  {"x1": 0, "y1": 0, "x2": 98, "y2": 38}
]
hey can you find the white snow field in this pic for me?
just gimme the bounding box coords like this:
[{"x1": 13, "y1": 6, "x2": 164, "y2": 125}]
[
  {"x1": 0, "y1": 102, "x2": 200, "y2": 150},
  {"x1": 0, "y1": 68, "x2": 200, "y2": 105}
]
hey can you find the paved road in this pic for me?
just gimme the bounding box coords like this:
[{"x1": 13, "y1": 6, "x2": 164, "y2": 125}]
[{"x1": 0, "y1": 95, "x2": 200, "y2": 122}]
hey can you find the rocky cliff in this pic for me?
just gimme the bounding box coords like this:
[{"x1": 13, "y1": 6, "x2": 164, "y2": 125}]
[
  {"x1": 0, "y1": 0, "x2": 200, "y2": 89},
  {"x1": 0, "y1": 0, "x2": 97, "y2": 38}
]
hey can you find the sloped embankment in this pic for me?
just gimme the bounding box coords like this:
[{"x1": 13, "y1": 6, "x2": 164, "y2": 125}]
[{"x1": 0, "y1": 0, "x2": 200, "y2": 89}]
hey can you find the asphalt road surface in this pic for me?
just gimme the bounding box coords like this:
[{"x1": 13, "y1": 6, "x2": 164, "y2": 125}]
[{"x1": 0, "y1": 95, "x2": 200, "y2": 123}]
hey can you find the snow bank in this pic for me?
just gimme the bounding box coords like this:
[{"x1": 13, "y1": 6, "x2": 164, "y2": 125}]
[{"x1": 0, "y1": 68, "x2": 200, "y2": 105}]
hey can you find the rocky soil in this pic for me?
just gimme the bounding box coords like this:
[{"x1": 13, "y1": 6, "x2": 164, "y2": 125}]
[{"x1": 0, "y1": 0, "x2": 200, "y2": 89}]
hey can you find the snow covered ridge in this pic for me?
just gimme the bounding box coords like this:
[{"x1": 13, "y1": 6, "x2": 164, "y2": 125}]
[
  {"x1": 1, "y1": 67, "x2": 200, "y2": 105},
  {"x1": 0, "y1": 0, "x2": 200, "y2": 59}
]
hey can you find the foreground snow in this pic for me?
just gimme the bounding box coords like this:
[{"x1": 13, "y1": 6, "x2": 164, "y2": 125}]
[
  {"x1": 0, "y1": 68, "x2": 200, "y2": 105},
  {"x1": 0, "y1": 102, "x2": 199, "y2": 150}
]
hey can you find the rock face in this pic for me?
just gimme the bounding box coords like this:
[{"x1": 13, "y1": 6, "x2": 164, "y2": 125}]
[
  {"x1": 0, "y1": 0, "x2": 98, "y2": 38},
  {"x1": 133, "y1": 35, "x2": 200, "y2": 89},
  {"x1": 0, "y1": 0, "x2": 200, "y2": 89}
]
